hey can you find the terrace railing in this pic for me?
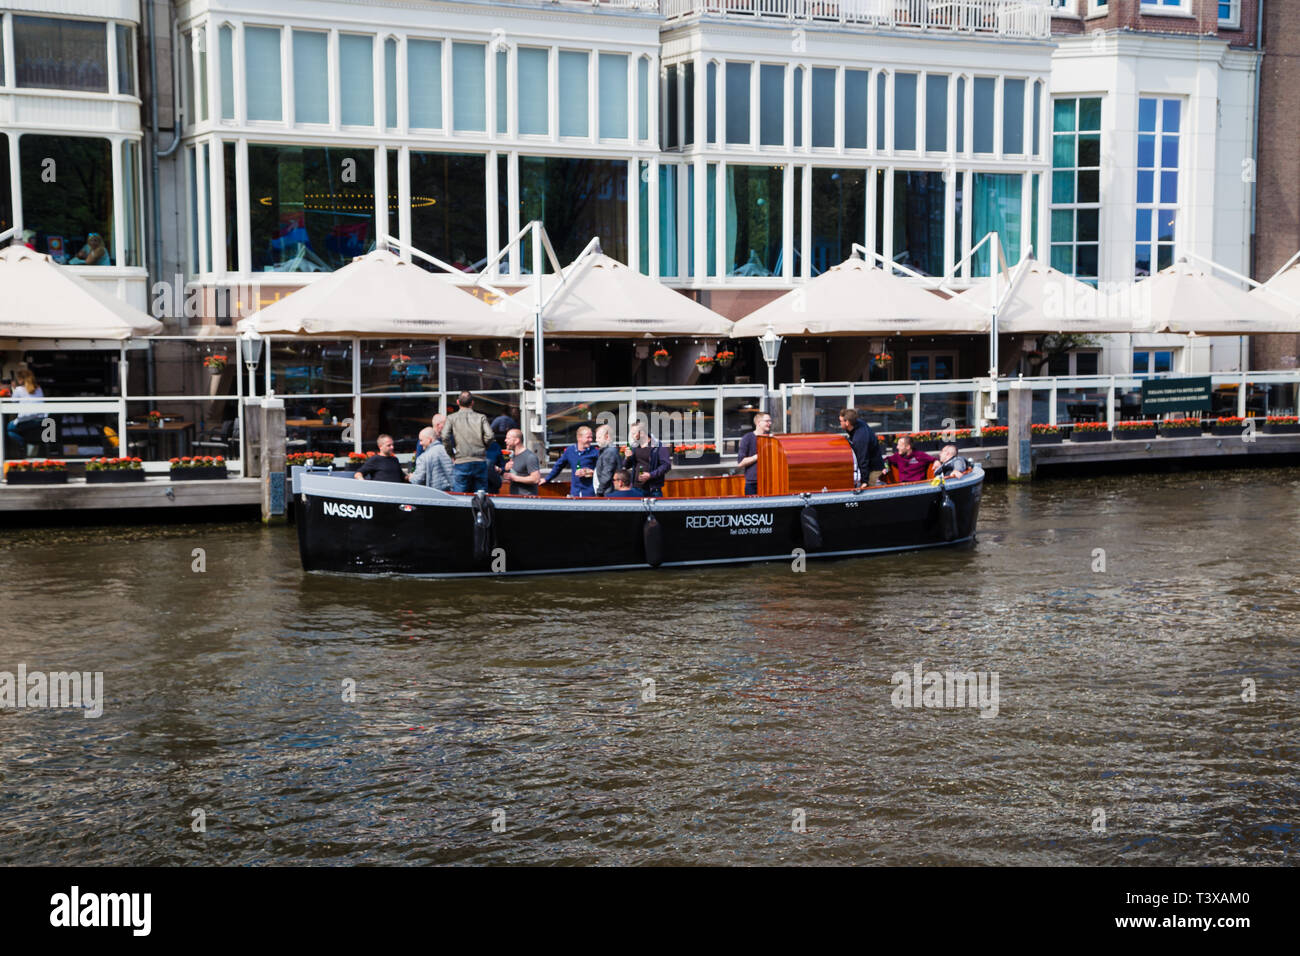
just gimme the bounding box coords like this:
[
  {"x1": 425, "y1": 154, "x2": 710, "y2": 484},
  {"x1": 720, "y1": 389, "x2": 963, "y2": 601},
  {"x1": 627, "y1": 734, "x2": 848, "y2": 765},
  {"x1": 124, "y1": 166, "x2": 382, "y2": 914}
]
[{"x1": 661, "y1": 0, "x2": 1054, "y2": 39}]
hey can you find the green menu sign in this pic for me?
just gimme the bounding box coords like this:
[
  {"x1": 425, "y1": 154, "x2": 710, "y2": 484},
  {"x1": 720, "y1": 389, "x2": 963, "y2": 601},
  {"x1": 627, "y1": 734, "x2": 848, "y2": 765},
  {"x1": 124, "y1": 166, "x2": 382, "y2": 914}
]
[{"x1": 1141, "y1": 376, "x2": 1212, "y2": 414}]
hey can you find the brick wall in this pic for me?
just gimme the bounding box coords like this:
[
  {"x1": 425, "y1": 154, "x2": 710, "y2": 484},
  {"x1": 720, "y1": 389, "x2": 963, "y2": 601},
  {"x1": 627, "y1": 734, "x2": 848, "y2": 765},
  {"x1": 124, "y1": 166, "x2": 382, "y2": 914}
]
[{"x1": 1051, "y1": 0, "x2": 1259, "y2": 47}]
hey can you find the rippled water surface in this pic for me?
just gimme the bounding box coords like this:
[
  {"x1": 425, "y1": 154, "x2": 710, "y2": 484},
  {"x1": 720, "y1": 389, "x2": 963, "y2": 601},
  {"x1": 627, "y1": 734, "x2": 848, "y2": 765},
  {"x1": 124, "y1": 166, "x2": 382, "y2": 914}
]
[{"x1": 1, "y1": 469, "x2": 1297, "y2": 865}]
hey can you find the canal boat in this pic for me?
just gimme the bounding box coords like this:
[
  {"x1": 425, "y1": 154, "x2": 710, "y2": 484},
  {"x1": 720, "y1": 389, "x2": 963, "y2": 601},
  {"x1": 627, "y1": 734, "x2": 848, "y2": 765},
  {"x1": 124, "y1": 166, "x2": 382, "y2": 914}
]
[{"x1": 291, "y1": 432, "x2": 983, "y2": 577}]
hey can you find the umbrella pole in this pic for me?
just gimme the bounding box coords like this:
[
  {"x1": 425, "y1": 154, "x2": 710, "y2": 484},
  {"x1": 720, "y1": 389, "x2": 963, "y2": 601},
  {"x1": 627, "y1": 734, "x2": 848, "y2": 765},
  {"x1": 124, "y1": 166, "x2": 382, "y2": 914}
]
[
  {"x1": 532, "y1": 221, "x2": 545, "y2": 451},
  {"x1": 988, "y1": 233, "x2": 1000, "y2": 423}
]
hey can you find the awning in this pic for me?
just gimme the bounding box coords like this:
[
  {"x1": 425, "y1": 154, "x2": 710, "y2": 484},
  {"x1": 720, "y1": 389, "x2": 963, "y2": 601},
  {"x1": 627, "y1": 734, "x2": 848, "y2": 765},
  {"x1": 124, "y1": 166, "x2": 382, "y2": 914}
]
[
  {"x1": 1251, "y1": 262, "x2": 1300, "y2": 322},
  {"x1": 512, "y1": 253, "x2": 733, "y2": 337},
  {"x1": 731, "y1": 257, "x2": 968, "y2": 336},
  {"x1": 943, "y1": 258, "x2": 1136, "y2": 333},
  {"x1": 1120, "y1": 259, "x2": 1298, "y2": 335},
  {"x1": 0, "y1": 244, "x2": 162, "y2": 340},
  {"x1": 238, "y1": 249, "x2": 528, "y2": 337}
]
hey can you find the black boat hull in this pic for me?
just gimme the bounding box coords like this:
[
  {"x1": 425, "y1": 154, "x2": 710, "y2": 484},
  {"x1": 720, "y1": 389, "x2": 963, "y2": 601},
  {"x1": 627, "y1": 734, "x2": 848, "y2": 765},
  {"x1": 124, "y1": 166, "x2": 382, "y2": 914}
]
[{"x1": 292, "y1": 467, "x2": 984, "y2": 577}]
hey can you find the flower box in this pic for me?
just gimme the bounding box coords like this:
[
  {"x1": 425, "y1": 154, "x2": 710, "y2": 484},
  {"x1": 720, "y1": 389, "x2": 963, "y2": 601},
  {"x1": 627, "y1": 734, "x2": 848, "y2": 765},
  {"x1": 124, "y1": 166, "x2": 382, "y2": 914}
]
[
  {"x1": 1158, "y1": 419, "x2": 1203, "y2": 438},
  {"x1": 1030, "y1": 427, "x2": 1064, "y2": 445},
  {"x1": 5, "y1": 470, "x2": 69, "y2": 485},
  {"x1": 87, "y1": 470, "x2": 146, "y2": 483},
  {"x1": 1263, "y1": 418, "x2": 1300, "y2": 435},
  {"x1": 979, "y1": 428, "x2": 1009, "y2": 446},
  {"x1": 1114, "y1": 423, "x2": 1158, "y2": 440},
  {"x1": 1211, "y1": 418, "x2": 1251, "y2": 437},
  {"x1": 672, "y1": 451, "x2": 721, "y2": 465},
  {"x1": 170, "y1": 467, "x2": 227, "y2": 480},
  {"x1": 1069, "y1": 428, "x2": 1112, "y2": 443}
]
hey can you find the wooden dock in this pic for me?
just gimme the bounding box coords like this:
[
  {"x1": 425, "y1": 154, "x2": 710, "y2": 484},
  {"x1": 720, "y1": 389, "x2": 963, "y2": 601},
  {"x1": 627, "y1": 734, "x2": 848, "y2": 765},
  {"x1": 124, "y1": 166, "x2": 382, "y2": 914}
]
[
  {"x1": 963, "y1": 432, "x2": 1300, "y2": 472},
  {"x1": 0, "y1": 476, "x2": 262, "y2": 513}
]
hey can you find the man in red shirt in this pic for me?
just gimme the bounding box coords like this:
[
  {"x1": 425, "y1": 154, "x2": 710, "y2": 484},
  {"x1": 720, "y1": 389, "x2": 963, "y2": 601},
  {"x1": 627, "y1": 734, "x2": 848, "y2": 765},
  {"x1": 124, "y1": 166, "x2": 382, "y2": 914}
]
[{"x1": 885, "y1": 435, "x2": 937, "y2": 483}]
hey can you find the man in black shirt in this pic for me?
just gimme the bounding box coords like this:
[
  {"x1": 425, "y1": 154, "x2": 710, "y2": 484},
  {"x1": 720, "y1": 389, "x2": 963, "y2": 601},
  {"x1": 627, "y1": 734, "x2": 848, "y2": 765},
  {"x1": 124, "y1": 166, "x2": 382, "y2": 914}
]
[
  {"x1": 736, "y1": 411, "x2": 772, "y2": 496},
  {"x1": 354, "y1": 433, "x2": 406, "y2": 483},
  {"x1": 839, "y1": 408, "x2": 884, "y2": 488}
]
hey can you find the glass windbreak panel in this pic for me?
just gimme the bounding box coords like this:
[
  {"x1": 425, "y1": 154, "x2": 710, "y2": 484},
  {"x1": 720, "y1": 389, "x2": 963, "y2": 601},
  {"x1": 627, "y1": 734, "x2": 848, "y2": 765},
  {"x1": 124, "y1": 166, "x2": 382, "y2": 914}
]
[
  {"x1": 293, "y1": 31, "x2": 328, "y2": 124},
  {"x1": 725, "y1": 62, "x2": 751, "y2": 145},
  {"x1": 444, "y1": 344, "x2": 516, "y2": 394},
  {"x1": 245, "y1": 27, "x2": 283, "y2": 122},
  {"x1": 545, "y1": 399, "x2": 622, "y2": 449},
  {"x1": 845, "y1": 70, "x2": 868, "y2": 150},
  {"x1": 973, "y1": 77, "x2": 995, "y2": 153},
  {"x1": 0, "y1": 134, "x2": 12, "y2": 238},
  {"x1": 385, "y1": 38, "x2": 398, "y2": 130},
  {"x1": 559, "y1": 51, "x2": 590, "y2": 137},
  {"x1": 14, "y1": 16, "x2": 108, "y2": 92},
  {"x1": 759, "y1": 64, "x2": 784, "y2": 147},
  {"x1": 122, "y1": 141, "x2": 143, "y2": 268},
  {"x1": 812, "y1": 67, "x2": 835, "y2": 148},
  {"x1": 248, "y1": 144, "x2": 375, "y2": 272},
  {"x1": 116, "y1": 24, "x2": 136, "y2": 96},
  {"x1": 410, "y1": 151, "x2": 487, "y2": 273},
  {"x1": 638, "y1": 397, "x2": 715, "y2": 449},
  {"x1": 219, "y1": 25, "x2": 234, "y2": 119},
  {"x1": 20, "y1": 135, "x2": 115, "y2": 265},
  {"x1": 920, "y1": 392, "x2": 972, "y2": 431},
  {"x1": 723, "y1": 396, "x2": 768, "y2": 440},
  {"x1": 518, "y1": 48, "x2": 549, "y2": 136},
  {"x1": 638, "y1": 58, "x2": 650, "y2": 140},
  {"x1": 793, "y1": 68, "x2": 803, "y2": 148},
  {"x1": 356, "y1": 398, "x2": 425, "y2": 453},
  {"x1": 599, "y1": 53, "x2": 629, "y2": 139},
  {"x1": 810, "y1": 168, "x2": 865, "y2": 276},
  {"x1": 664, "y1": 64, "x2": 679, "y2": 149},
  {"x1": 270, "y1": 339, "x2": 354, "y2": 397},
  {"x1": 408, "y1": 39, "x2": 443, "y2": 128},
  {"x1": 813, "y1": 393, "x2": 848, "y2": 434},
  {"x1": 124, "y1": 400, "x2": 240, "y2": 463},
  {"x1": 926, "y1": 74, "x2": 948, "y2": 152},
  {"x1": 707, "y1": 62, "x2": 718, "y2": 143},
  {"x1": 893, "y1": 171, "x2": 946, "y2": 277},
  {"x1": 894, "y1": 72, "x2": 917, "y2": 151},
  {"x1": 339, "y1": 34, "x2": 375, "y2": 126},
  {"x1": 452, "y1": 42, "x2": 486, "y2": 132},
  {"x1": 519, "y1": 157, "x2": 628, "y2": 266},
  {"x1": 658, "y1": 163, "x2": 679, "y2": 278},
  {"x1": 1003, "y1": 78, "x2": 1025, "y2": 154},
  {"x1": 855, "y1": 395, "x2": 911, "y2": 437},
  {"x1": 972, "y1": 172, "x2": 1023, "y2": 274},
  {"x1": 359, "y1": 340, "x2": 439, "y2": 394},
  {"x1": 725, "y1": 164, "x2": 782, "y2": 277}
]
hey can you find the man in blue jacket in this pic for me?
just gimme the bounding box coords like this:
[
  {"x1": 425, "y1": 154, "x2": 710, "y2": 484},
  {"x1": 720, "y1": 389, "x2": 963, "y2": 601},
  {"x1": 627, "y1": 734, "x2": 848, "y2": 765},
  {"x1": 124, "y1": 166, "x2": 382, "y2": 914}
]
[
  {"x1": 839, "y1": 407, "x2": 884, "y2": 487},
  {"x1": 541, "y1": 425, "x2": 600, "y2": 497},
  {"x1": 624, "y1": 421, "x2": 672, "y2": 497}
]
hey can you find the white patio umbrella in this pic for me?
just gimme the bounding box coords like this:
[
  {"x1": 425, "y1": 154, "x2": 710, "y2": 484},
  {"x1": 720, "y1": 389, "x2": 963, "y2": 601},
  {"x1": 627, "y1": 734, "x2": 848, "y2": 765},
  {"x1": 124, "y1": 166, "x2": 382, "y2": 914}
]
[
  {"x1": 511, "y1": 252, "x2": 733, "y2": 337},
  {"x1": 1118, "y1": 258, "x2": 1298, "y2": 335},
  {"x1": 730, "y1": 256, "x2": 967, "y2": 337},
  {"x1": 943, "y1": 258, "x2": 1136, "y2": 333},
  {"x1": 238, "y1": 249, "x2": 528, "y2": 337},
  {"x1": 0, "y1": 244, "x2": 162, "y2": 339}
]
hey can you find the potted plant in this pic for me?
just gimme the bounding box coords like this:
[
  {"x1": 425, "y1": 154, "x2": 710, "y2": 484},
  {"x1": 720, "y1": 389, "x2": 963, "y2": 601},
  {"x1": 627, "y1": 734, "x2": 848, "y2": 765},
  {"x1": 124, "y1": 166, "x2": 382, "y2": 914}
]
[
  {"x1": 499, "y1": 349, "x2": 520, "y2": 367},
  {"x1": 652, "y1": 348, "x2": 671, "y2": 369},
  {"x1": 1159, "y1": 417, "x2": 1202, "y2": 438},
  {"x1": 203, "y1": 353, "x2": 228, "y2": 375},
  {"x1": 714, "y1": 350, "x2": 735, "y2": 369},
  {"x1": 1069, "y1": 421, "x2": 1112, "y2": 443},
  {"x1": 1114, "y1": 420, "x2": 1158, "y2": 440},
  {"x1": 1264, "y1": 415, "x2": 1300, "y2": 435},
  {"x1": 872, "y1": 351, "x2": 893, "y2": 371},
  {"x1": 4, "y1": 459, "x2": 69, "y2": 485},
  {"x1": 147, "y1": 410, "x2": 164, "y2": 429},
  {"x1": 168, "y1": 455, "x2": 227, "y2": 480},
  {"x1": 86, "y1": 456, "x2": 145, "y2": 483},
  {"x1": 1030, "y1": 423, "x2": 1064, "y2": 445},
  {"x1": 940, "y1": 428, "x2": 975, "y2": 447},
  {"x1": 980, "y1": 425, "x2": 1009, "y2": 445},
  {"x1": 1211, "y1": 415, "x2": 1250, "y2": 437},
  {"x1": 906, "y1": 431, "x2": 945, "y2": 452},
  {"x1": 672, "y1": 443, "x2": 720, "y2": 465},
  {"x1": 286, "y1": 451, "x2": 335, "y2": 473},
  {"x1": 344, "y1": 450, "x2": 378, "y2": 472},
  {"x1": 694, "y1": 355, "x2": 716, "y2": 374}
]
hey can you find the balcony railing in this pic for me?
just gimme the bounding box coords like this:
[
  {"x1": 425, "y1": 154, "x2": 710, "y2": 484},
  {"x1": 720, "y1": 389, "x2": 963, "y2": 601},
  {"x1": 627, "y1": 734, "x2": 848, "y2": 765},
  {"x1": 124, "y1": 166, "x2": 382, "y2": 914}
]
[{"x1": 661, "y1": 0, "x2": 1053, "y2": 39}]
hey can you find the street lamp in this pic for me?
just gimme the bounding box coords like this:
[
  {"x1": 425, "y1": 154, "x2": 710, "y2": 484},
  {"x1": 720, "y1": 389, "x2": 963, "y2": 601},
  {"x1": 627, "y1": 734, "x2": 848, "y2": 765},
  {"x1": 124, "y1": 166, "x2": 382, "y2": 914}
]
[
  {"x1": 759, "y1": 325, "x2": 782, "y2": 392},
  {"x1": 241, "y1": 334, "x2": 263, "y2": 397}
]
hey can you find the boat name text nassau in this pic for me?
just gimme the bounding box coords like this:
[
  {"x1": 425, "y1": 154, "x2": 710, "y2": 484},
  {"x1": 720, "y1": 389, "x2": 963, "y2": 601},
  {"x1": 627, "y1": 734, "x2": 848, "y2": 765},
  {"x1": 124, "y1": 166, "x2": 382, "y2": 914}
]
[{"x1": 323, "y1": 500, "x2": 373, "y2": 520}]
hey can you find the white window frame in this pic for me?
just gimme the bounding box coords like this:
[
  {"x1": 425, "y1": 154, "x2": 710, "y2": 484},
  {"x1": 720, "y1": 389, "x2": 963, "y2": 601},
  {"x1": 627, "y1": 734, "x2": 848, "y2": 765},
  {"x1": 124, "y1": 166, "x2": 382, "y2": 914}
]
[
  {"x1": 1048, "y1": 0, "x2": 1078, "y2": 15},
  {"x1": 1218, "y1": 0, "x2": 1241, "y2": 29},
  {"x1": 907, "y1": 351, "x2": 959, "y2": 381},
  {"x1": 1139, "y1": 0, "x2": 1193, "y2": 17}
]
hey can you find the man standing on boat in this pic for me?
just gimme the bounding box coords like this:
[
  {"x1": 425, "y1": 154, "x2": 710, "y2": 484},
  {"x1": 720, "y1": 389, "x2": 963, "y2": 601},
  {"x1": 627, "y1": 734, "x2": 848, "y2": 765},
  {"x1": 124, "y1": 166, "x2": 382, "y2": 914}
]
[
  {"x1": 411, "y1": 426, "x2": 454, "y2": 491},
  {"x1": 625, "y1": 421, "x2": 672, "y2": 497},
  {"x1": 840, "y1": 408, "x2": 884, "y2": 488},
  {"x1": 542, "y1": 425, "x2": 600, "y2": 497},
  {"x1": 736, "y1": 411, "x2": 773, "y2": 496},
  {"x1": 501, "y1": 428, "x2": 541, "y2": 495},
  {"x1": 353, "y1": 434, "x2": 406, "y2": 483},
  {"x1": 443, "y1": 391, "x2": 496, "y2": 493},
  {"x1": 592, "y1": 423, "x2": 621, "y2": 496}
]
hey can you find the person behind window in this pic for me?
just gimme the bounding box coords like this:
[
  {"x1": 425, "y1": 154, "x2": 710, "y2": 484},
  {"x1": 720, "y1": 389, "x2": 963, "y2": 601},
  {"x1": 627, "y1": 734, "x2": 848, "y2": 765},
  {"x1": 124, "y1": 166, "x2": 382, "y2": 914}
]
[
  {"x1": 69, "y1": 232, "x2": 110, "y2": 265},
  {"x1": 7, "y1": 369, "x2": 47, "y2": 456}
]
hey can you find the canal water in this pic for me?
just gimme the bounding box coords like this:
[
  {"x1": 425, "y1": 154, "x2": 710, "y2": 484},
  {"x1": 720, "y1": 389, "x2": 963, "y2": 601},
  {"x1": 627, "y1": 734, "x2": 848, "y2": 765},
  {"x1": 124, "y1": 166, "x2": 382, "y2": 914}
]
[{"x1": 1, "y1": 468, "x2": 1296, "y2": 866}]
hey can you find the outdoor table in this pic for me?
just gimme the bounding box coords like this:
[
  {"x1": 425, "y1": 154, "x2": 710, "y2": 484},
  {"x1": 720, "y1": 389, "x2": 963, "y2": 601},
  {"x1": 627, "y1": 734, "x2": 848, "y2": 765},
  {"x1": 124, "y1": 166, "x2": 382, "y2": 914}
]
[
  {"x1": 127, "y1": 420, "x2": 195, "y2": 459},
  {"x1": 286, "y1": 419, "x2": 346, "y2": 452}
]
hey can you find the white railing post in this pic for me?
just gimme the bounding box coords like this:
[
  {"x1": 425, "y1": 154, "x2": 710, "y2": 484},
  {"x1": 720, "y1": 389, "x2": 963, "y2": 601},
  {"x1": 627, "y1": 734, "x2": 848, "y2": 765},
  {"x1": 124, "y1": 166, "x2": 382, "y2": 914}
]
[
  {"x1": 1048, "y1": 377, "x2": 1057, "y2": 426},
  {"x1": 912, "y1": 381, "x2": 922, "y2": 432},
  {"x1": 1107, "y1": 376, "x2": 1116, "y2": 430},
  {"x1": 1238, "y1": 370, "x2": 1248, "y2": 418}
]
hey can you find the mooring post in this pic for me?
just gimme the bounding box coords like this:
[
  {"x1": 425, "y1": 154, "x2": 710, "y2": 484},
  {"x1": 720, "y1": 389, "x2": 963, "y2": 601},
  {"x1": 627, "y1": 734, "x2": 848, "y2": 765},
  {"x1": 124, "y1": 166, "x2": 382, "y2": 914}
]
[
  {"x1": 1007, "y1": 380, "x2": 1034, "y2": 482},
  {"x1": 260, "y1": 397, "x2": 286, "y2": 524},
  {"x1": 790, "y1": 383, "x2": 816, "y2": 433}
]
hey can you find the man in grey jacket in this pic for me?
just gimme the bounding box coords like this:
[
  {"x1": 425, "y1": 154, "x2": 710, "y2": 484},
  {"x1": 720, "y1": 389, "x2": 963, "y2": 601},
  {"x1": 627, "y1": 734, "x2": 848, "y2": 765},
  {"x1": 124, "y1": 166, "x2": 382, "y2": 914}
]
[
  {"x1": 411, "y1": 426, "x2": 454, "y2": 491},
  {"x1": 592, "y1": 423, "x2": 621, "y2": 496},
  {"x1": 443, "y1": 391, "x2": 495, "y2": 493}
]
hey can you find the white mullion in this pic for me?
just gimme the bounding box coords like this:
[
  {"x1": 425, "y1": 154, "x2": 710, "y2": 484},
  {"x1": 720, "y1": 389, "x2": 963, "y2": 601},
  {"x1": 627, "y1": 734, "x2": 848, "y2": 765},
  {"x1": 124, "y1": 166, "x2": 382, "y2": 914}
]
[
  {"x1": 944, "y1": 160, "x2": 955, "y2": 277},
  {"x1": 717, "y1": 60, "x2": 726, "y2": 151},
  {"x1": 236, "y1": 138, "x2": 251, "y2": 273},
  {"x1": 676, "y1": 60, "x2": 686, "y2": 148},
  {"x1": 2, "y1": 14, "x2": 15, "y2": 88},
  {"x1": 233, "y1": 23, "x2": 245, "y2": 125},
  {"x1": 963, "y1": 74, "x2": 973, "y2": 159},
  {"x1": 1022, "y1": 76, "x2": 1033, "y2": 159},
  {"x1": 865, "y1": 166, "x2": 876, "y2": 264},
  {"x1": 677, "y1": 164, "x2": 688, "y2": 277},
  {"x1": 398, "y1": 37, "x2": 409, "y2": 133},
  {"x1": 209, "y1": 136, "x2": 226, "y2": 273},
  {"x1": 947, "y1": 71, "x2": 957, "y2": 160},
  {"x1": 629, "y1": 53, "x2": 639, "y2": 143},
  {"x1": 486, "y1": 37, "x2": 498, "y2": 139},
  {"x1": 800, "y1": 162, "x2": 812, "y2": 279},
  {"x1": 649, "y1": 51, "x2": 660, "y2": 150},
  {"x1": 508, "y1": 45, "x2": 518, "y2": 138},
  {"x1": 695, "y1": 52, "x2": 707, "y2": 147},
  {"x1": 648, "y1": 157, "x2": 660, "y2": 278}
]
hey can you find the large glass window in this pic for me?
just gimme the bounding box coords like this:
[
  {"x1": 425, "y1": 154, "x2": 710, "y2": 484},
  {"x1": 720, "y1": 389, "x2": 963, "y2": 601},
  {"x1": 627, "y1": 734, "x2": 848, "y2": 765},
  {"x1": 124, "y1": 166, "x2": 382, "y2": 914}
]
[
  {"x1": 385, "y1": 39, "x2": 398, "y2": 130},
  {"x1": 116, "y1": 24, "x2": 135, "y2": 96},
  {"x1": 707, "y1": 62, "x2": 718, "y2": 144},
  {"x1": 972, "y1": 172, "x2": 1022, "y2": 274},
  {"x1": 894, "y1": 73, "x2": 918, "y2": 151},
  {"x1": 339, "y1": 34, "x2": 375, "y2": 126},
  {"x1": 875, "y1": 72, "x2": 887, "y2": 150},
  {"x1": 559, "y1": 51, "x2": 590, "y2": 137},
  {"x1": 726, "y1": 62, "x2": 751, "y2": 145},
  {"x1": 122, "y1": 141, "x2": 143, "y2": 268},
  {"x1": 1003, "y1": 78, "x2": 1025, "y2": 154},
  {"x1": 1136, "y1": 97, "x2": 1179, "y2": 277},
  {"x1": 291, "y1": 31, "x2": 327, "y2": 124},
  {"x1": 926, "y1": 74, "x2": 948, "y2": 152},
  {"x1": 408, "y1": 39, "x2": 442, "y2": 129},
  {"x1": 248, "y1": 144, "x2": 375, "y2": 272},
  {"x1": 638, "y1": 58, "x2": 650, "y2": 141},
  {"x1": 973, "y1": 77, "x2": 995, "y2": 154},
  {"x1": 246, "y1": 27, "x2": 283, "y2": 122},
  {"x1": 496, "y1": 50, "x2": 507, "y2": 135},
  {"x1": 664, "y1": 64, "x2": 679, "y2": 149},
  {"x1": 683, "y1": 63, "x2": 695, "y2": 147},
  {"x1": 223, "y1": 141, "x2": 237, "y2": 273},
  {"x1": 809, "y1": 168, "x2": 865, "y2": 275},
  {"x1": 1051, "y1": 96, "x2": 1101, "y2": 282},
  {"x1": 452, "y1": 42, "x2": 486, "y2": 132},
  {"x1": 519, "y1": 157, "x2": 628, "y2": 265},
  {"x1": 725, "y1": 165, "x2": 782, "y2": 277},
  {"x1": 845, "y1": 70, "x2": 869, "y2": 150},
  {"x1": 760, "y1": 64, "x2": 784, "y2": 147},
  {"x1": 812, "y1": 67, "x2": 835, "y2": 148},
  {"x1": 219, "y1": 25, "x2": 234, "y2": 120},
  {"x1": 20, "y1": 135, "x2": 115, "y2": 265},
  {"x1": 793, "y1": 68, "x2": 803, "y2": 148},
  {"x1": 893, "y1": 171, "x2": 945, "y2": 277},
  {"x1": 659, "y1": 164, "x2": 679, "y2": 278},
  {"x1": 14, "y1": 16, "x2": 108, "y2": 92},
  {"x1": 409, "y1": 151, "x2": 487, "y2": 272},
  {"x1": 956, "y1": 76, "x2": 966, "y2": 152},
  {"x1": 517, "y1": 48, "x2": 549, "y2": 136},
  {"x1": 599, "y1": 53, "x2": 629, "y2": 139}
]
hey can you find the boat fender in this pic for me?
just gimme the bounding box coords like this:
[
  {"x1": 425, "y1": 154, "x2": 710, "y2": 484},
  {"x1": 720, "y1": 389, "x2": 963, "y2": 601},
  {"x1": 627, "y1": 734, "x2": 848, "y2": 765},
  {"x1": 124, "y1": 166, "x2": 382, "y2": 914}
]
[
  {"x1": 800, "y1": 497, "x2": 823, "y2": 551},
  {"x1": 471, "y1": 491, "x2": 496, "y2": 563},
  {"x1": 937, "y1": 486, "x2": 958, "y2": 542},
  {"x1": 643, "y1": 514, "x2": 664, "y2": 568}
]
